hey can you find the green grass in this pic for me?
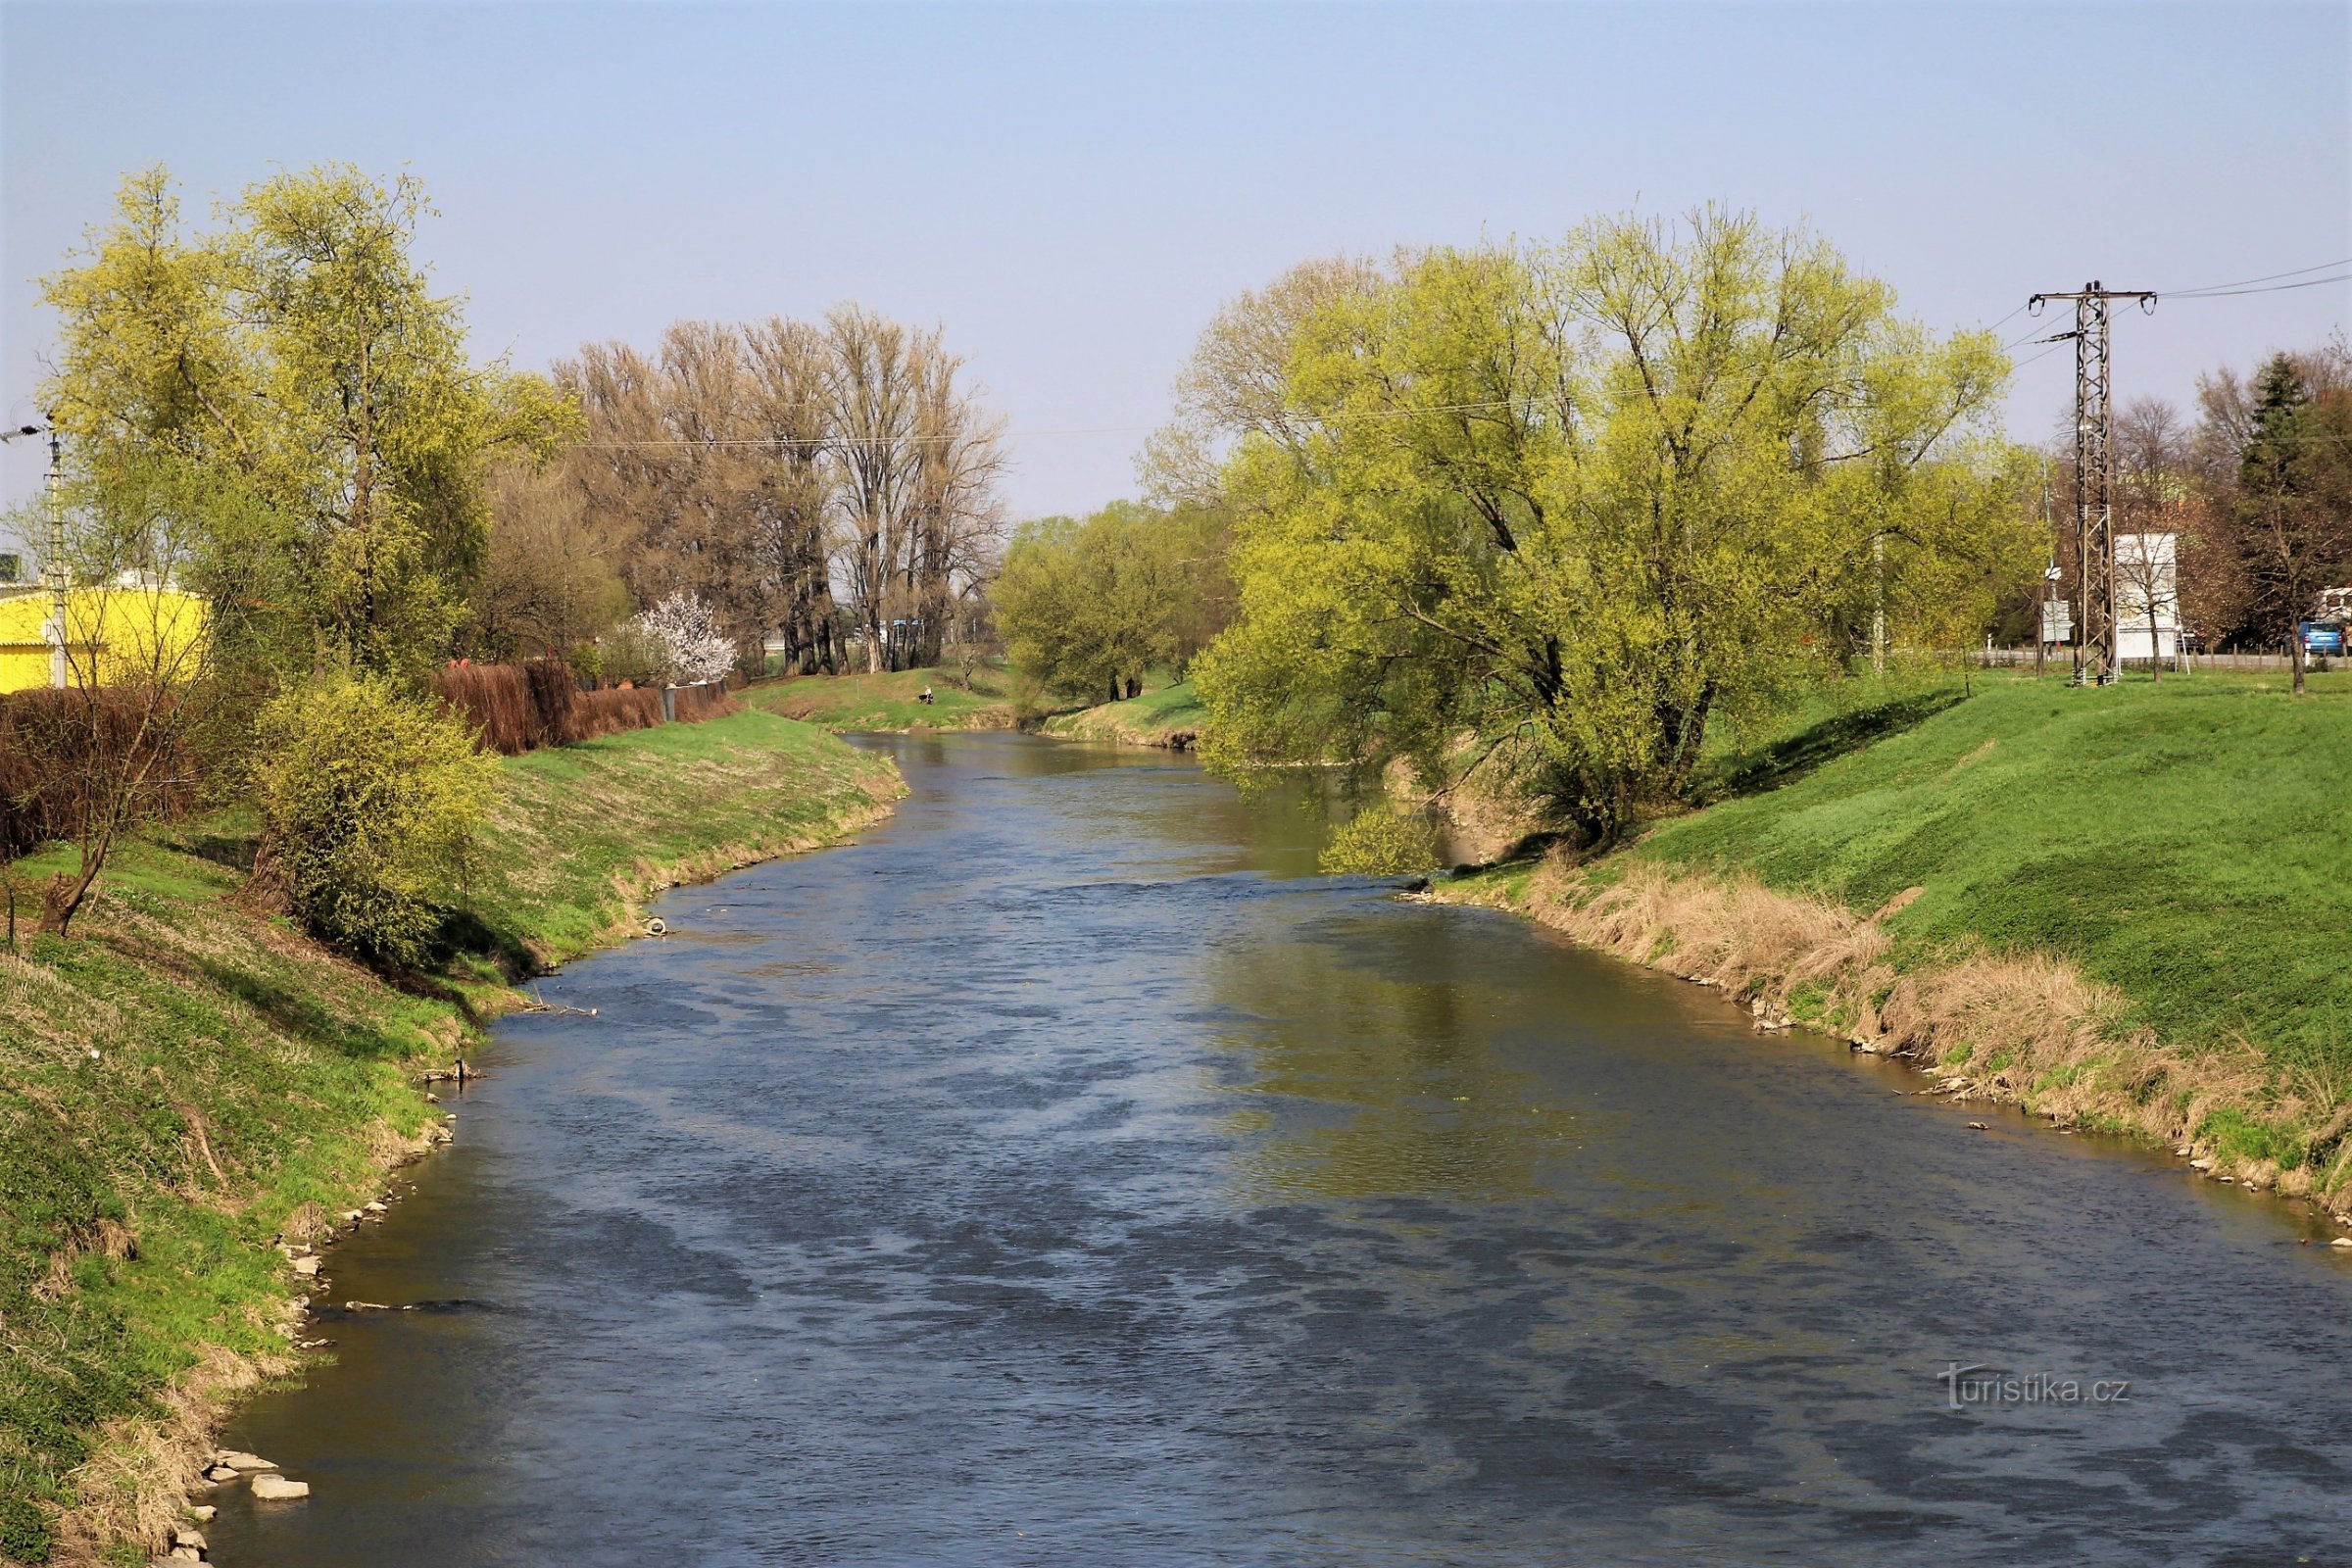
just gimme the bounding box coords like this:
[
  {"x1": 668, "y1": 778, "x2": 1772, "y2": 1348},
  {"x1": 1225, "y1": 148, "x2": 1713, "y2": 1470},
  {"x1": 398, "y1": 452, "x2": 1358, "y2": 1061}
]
[
  {"x1": 743, "y1": 664, "x2": 1014, "y2": 732},
  {"x1": 0, "y1": 709, "x2": 893, "y2": 1563},
  {"x1": 467, "y1": 706, "x2": 897, "y2": 966},
  {"x1": 1042, "y1": 678, "x2": 1205, "y2": 747},
  {"x1": 1637, "y1": 669, "x2": 2352, "y2": 1077}
]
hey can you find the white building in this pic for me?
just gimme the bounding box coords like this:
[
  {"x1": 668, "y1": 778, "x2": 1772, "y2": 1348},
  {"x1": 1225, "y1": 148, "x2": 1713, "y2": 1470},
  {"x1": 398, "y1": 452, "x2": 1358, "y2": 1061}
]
[{"x1": 2114, "y1": 532, "x2": 2181, "y2": 663}]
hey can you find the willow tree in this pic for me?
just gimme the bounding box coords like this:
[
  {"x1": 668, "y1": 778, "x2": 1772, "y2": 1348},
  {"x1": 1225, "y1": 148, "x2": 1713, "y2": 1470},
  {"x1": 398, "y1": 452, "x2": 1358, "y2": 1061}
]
[
  {"x1": 42, "y1": 164, "x2": 575, "y2": 679},
  {"x1": 1192, "y1": 210, "x2": 2035, "y2": 842}
]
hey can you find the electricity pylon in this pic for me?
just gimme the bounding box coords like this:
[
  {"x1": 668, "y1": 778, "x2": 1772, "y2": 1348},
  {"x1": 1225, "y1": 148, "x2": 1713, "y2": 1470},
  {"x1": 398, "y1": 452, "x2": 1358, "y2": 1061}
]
[{"x1": 2028, "y1": 282, "x2": 2156, "y2": 685}]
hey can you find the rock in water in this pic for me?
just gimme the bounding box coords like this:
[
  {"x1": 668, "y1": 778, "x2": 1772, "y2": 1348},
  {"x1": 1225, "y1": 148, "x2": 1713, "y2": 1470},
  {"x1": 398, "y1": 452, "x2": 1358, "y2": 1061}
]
[
  {"x1": 250, "y1": 1474, "x2": 310, "y2": 1500},
  {"x1": 216, "y1": 1450, "x2": 277, "y2": 1473}
]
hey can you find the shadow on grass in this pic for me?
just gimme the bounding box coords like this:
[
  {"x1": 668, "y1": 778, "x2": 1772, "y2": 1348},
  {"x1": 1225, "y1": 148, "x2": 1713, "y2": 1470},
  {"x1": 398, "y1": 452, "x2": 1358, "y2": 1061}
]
[
  {"x1": 429, "y1": 906, "x2": 538, "y2": 988},
  {"x1": 1692, "y1": 689, "x2": 1968, "y2": 806},
  {"x1": 197, "y1": 960, "x2": 418, "y2": 1062}
]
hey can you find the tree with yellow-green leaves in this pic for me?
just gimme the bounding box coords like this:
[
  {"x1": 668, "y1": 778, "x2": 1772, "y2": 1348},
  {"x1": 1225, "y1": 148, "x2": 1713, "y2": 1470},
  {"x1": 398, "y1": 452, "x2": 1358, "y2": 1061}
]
[
  {"x1": 1187, "y1": 209, "x2": 2039, "y2": 843},
  {"x1": 40, "y1": 164, "x2": 577, "y2": 681},
  {"x1": 993, "y1": 501, "x2": 1231, "y2": 706}
]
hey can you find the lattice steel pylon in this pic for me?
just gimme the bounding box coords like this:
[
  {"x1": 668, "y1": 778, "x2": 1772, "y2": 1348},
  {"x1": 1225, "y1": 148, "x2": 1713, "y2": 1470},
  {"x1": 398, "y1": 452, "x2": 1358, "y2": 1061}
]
[{"x1": 2028, "y1": 281, "x2": 2156, "y2": 685}]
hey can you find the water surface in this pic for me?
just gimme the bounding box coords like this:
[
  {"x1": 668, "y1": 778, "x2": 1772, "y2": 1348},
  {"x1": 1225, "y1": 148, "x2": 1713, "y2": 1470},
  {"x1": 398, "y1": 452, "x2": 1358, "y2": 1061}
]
[{"x1": 214, "y1": 734, "x2": 2352, "y2": 1566}]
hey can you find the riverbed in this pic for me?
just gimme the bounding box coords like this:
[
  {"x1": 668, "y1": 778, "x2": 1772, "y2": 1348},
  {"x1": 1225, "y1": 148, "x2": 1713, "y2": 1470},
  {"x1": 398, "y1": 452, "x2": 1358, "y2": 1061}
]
[{"x1": 211, "y1": 733, "x2": 2352, "y2": 1565}]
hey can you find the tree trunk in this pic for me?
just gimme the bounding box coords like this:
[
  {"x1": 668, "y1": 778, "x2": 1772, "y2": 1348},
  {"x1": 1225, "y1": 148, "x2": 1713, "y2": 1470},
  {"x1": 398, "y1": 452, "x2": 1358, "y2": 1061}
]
[{"x1": 2292, "y1": 629, "x2": 2307, "y2": 694}]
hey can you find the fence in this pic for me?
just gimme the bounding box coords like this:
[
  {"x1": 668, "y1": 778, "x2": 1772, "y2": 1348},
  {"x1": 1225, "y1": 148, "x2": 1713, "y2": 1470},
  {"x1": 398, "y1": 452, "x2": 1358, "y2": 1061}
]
[
  {"x1": 431, "y1": 662, "x2": 737, "y2": 757},
  {"x1": 1978, "y1": 648, "x2": 2331, "y2": 674}
]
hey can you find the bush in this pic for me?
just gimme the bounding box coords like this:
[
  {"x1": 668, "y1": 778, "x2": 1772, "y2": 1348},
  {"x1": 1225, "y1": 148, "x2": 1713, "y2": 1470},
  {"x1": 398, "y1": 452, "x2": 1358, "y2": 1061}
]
[
  {"x1": 0, "y1": 687, "x2": 198, "y2": 862},
  {"x1": 253, "y1": 676, "x2": 499, "y2": 963},
  {"x1": 1319, "y1": 803, "x2": 1443, "y2": 876}
]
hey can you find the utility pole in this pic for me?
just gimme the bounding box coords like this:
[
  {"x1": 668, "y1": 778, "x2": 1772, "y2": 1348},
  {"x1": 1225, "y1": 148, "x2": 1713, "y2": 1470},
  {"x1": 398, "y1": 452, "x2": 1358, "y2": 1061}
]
[
  {"x1": 2036, "y1": 459, "x2": 2052, "y2": 678},
  {"x1": 2027, "y1": 282, "x2": 2157, "y2": 686},
  {"x1": 0, "y1": 417, "x2": 65, "y2": 687}
]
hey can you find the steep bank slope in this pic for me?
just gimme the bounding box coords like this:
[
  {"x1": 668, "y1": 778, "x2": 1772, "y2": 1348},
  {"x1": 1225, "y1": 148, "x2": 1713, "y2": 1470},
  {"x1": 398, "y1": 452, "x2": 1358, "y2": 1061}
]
[
  {"x1": 1445, "y1": 673, "x2": 2352, "y2": 1202},
  {"x1": 0, "y1": 710, "x2": 898, "y2": 1564}
]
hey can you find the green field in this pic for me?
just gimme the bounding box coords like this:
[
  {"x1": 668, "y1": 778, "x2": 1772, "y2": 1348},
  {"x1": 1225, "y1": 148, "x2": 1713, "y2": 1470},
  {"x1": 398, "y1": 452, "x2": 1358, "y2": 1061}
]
[
  {"x1": 1642, "y1": 669, "x2": 2352, "y2": 1076},
  {"x1": 744, "y1": 665, "x2": 1014, "y2": 732},
  {"x1": 0, "y1": 709, "x2": 894, "y2": 1563},
  {"x1": 1041, "y1": 678, "x2": 1205, "y2": 747}
]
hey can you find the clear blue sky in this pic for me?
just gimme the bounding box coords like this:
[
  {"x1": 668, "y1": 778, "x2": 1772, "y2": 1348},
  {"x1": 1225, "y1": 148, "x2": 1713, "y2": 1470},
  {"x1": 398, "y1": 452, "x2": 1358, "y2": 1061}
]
[{"x1": 3, "y1": 2, "x2": 2346, "y2": 519}]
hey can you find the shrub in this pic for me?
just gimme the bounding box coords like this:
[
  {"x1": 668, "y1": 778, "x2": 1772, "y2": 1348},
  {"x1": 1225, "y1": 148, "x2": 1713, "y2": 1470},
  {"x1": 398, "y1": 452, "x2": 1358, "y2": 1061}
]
[
  {"x1": 1319, "y1": 803, "x2": 1443, "y2": 876},
  {"x1": 253, "y1": 675, "x2": 499, "y2": 963},
  {"x1": 634, "y1": 592, "x2": 736, "y2": 685},
  {"x1": 0, "y1": 687, "x2": 198, "y2": 862}
]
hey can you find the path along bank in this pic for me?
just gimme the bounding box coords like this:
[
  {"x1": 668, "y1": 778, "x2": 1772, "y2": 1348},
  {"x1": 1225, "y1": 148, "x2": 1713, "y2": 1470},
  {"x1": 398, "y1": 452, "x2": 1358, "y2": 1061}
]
[
  {"x1": 1437, "y1": 670, "x2": 2352, "y2": 1224},
  {"x1": 0, "y1": 708, "x2": 899, "y2": 1565}
]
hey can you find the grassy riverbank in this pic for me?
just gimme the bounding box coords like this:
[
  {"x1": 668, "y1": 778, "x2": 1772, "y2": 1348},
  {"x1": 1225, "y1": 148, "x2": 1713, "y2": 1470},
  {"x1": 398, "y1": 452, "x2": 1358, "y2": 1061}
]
[
  {"x1": 744, "y1": 666, "x2": 1016, "y2": 732},
  {"x1": 0, "y1": 709, "x2": 897, "y2": 1565},
  {"x1": 1041, "y1": 679, "x2": 1204, "y2": 749},
  {"x1": 1446, "y1": 669, "x2": 2352, "y2": 1203}
]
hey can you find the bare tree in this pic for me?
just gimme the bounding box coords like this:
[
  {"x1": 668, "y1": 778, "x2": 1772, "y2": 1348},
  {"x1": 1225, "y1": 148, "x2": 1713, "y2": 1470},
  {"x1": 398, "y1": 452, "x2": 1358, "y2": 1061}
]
[
  {"x1": 561, "y1": 310, "x2": 1006, "y2": 678},
  {"x1": 743, "y1": 318, "x2": 845, "y2": 674},
  {"x1": 905, "y1": 346, "x2": 1008, "y2": 666},
  {"x1": 2113, "y1": 398, "x2": 2191, "y2": 678},
  {"x1": 2, "y1": 471, "x2": 213, "y2": 936},
  {"x1": 822, "y1": 307, "x2": 921, "y2": 672}
]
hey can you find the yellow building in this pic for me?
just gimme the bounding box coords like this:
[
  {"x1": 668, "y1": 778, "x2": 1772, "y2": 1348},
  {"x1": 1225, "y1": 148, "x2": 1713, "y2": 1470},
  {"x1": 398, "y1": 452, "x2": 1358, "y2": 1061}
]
[{"x1": 0, "y1": 579, "x2": 211, "y2": 693}]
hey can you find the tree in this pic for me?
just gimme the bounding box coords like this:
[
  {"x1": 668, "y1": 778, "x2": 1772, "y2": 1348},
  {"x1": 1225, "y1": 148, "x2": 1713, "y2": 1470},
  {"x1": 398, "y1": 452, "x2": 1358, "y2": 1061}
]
[
  {"x1": 561, "y1": 312, "x2": 1004, "y2": 676},
  {"x1": 633, "y1": 591, "x2": 736, "y2": 685},
  {"x1": 743, "y1": 317, "x2": 848, "y2": 674},
  {"x1": 0, "y1": 461, "x2": 218, "y2": 936},
  {"x1": 2110, "y1": 397, "x2": 2194, "y2": 679},
  {"x1": 2230, "y1": 354, "x2": 2352, "y2": 693},
  {"x1": 40, "y1": 165, "x2": 576, "y2": 681},
  {"x1": 466, "y1": 461, "x2": 632, "y2": 662},
  {"x1": 993, "y1": 503, "x2": 1228, "y2": 703},
  {"x1": 1139, "y1": 254, "x2": 1386, "y2": 508},
  {"x1": 1190, "y1": 211, "x2": 2035, "y2": 842}
]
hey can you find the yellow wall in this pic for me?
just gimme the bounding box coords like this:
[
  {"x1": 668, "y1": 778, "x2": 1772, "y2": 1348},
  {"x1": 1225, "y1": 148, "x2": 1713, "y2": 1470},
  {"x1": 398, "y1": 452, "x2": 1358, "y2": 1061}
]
[{"x1": 0, "y1": 584, "x2": 211, "y2": 694}]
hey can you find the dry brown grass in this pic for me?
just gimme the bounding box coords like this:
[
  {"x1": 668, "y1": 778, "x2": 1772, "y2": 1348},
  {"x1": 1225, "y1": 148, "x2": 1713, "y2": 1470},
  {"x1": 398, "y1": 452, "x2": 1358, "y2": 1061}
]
[
  {"x1": 46, "y1": 1343, "x2": 278, "y2": 1567},
  {"x1": 1460, "y1": 855, "x2": 2329, "y2": 1206}
]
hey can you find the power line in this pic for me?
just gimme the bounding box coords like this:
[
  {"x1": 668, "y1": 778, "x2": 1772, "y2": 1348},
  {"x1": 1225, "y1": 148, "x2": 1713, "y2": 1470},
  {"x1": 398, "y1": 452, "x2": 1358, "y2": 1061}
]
[
  {"x1": 2163, "y1": 271, "x2": 2352, "y2": 301},
  {"x1": 2155, "y1": 257, "x2": 2352, "y2": 297}
]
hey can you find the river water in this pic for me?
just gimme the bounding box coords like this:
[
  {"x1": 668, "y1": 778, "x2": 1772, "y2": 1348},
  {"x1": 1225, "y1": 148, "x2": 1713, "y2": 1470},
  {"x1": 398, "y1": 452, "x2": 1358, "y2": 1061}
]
[{"x1": 211, "y1": 734, "x2": 2352, "y2": 1566}]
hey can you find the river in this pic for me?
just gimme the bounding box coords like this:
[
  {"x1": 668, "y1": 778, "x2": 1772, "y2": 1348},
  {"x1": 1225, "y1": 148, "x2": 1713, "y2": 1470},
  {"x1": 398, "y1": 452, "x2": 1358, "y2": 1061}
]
[{"x1": 210, "y1": 733, "x2": 2352, "y2": 1566}]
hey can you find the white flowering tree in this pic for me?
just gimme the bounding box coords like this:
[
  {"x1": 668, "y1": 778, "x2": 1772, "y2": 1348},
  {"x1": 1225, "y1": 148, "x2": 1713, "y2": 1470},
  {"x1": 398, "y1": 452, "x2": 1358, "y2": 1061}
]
[{"x1": 635, "y1": 591, "x2": 736, "y2": 684}]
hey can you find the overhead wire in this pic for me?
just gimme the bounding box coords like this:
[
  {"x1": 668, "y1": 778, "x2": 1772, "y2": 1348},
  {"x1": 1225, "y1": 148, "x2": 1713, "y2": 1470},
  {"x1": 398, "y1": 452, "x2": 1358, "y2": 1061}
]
[
  {"x1": 2162, "y1": 271, "x2": 2352, "y2": 301},
  {"x1": 2155, "y1": 257, "x2": 2352, "y2": 297}
]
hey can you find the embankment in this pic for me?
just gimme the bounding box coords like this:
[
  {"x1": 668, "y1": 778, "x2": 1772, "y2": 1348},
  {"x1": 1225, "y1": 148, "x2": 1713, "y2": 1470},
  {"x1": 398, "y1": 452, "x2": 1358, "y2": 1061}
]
[
  {"x1": 744, "y1": 666, "x2": 1016, "y2": 733},
  {"x1": 1041, "y1": 680, "x2": 1204, "y2": 749},
  {"x1": 1440, "y1": 672, "x2": 2352, "y2": 1213},
  {"x1": 0, "y1": 709, "x2": 899, "y2": 1565}
]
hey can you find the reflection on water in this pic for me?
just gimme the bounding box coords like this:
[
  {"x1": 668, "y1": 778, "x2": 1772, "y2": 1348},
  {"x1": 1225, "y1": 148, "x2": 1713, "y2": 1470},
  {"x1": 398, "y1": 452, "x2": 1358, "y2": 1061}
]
[{"x1": 211, "y1": 733, "x2": 2352, "y2": 1567}]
